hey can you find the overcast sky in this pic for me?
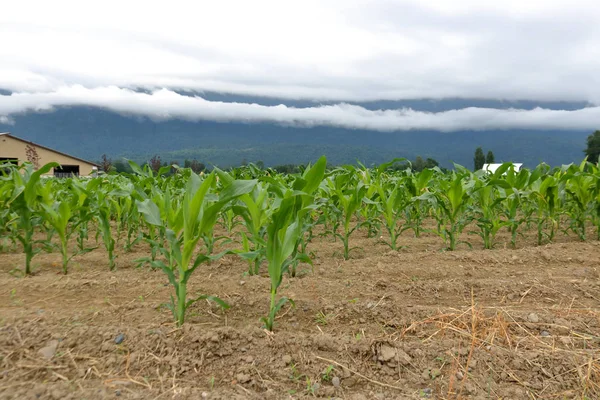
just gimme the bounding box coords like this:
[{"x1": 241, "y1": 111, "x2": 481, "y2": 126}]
[{"x1": 1, "y1": 0, "x2": 599, "y2": 131}]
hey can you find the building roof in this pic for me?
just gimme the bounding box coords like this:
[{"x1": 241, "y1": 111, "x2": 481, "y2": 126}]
[
  {"x1": 482, "y1": 163, "x2": 523, "y2": 173},
  {"x1": 0, "y1": 132, "x2": 100, "y2": 167}
]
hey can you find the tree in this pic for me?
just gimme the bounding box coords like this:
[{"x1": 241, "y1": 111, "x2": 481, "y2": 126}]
[
  {"x1": 100, "y1": 154, "x2": 113, "y2": 172},
  {"x1": 183, "y1": 159, "x2": 205, "y2": 173},
  {"x1": 413, "y1": 156, "x2": 425, "y2": 172},
  {"x1": 424, "y1": 158, "x2": 439, "y2": 169},
  {"x1": 149, "y1": 155, "x2": 162, "y2": 172},
  {"x1": 585, "y1": 130, "x2": 600, "y2": 164},
  {"x1": 189, "y1": 159, "x2": 205, "y2": 173},
  {"x1": 485, "y1": 150, "x2": 495, "y2": 164},
  {"x1": 474, "y1": 147, "x2": 485, "y2": 171},
  {"x1": 25, "y1": 144, "x2": 40, "y2": 169}
]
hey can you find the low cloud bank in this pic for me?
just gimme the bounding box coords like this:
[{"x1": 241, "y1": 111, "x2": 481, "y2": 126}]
[{"x1": 1, "y1": 86, "x2": 598, "y2": 132}]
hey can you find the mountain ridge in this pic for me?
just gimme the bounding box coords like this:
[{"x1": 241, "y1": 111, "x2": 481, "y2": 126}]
[{"x1": 0, "y1": 98, "x2": 591, "y2": 168}]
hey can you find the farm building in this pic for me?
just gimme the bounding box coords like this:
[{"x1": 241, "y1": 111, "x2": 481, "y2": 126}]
[
  {"x1": 482, "y1": 163, "x2": 523, "y2": 174},
  {"x1": 0, "y1": 132, "x2": 99, "y2": 177}
]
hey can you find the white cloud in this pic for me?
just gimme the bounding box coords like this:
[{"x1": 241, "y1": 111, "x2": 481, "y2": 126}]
[
  {"x1": 0, "y1": 116, "x2": 14, "y2": 125},
  {"x1": 1, "y1": 85, "x2": 598, "y2": 132},
  {"x1": 1, "y1": 0, "x2": 599, "y2": 133},
  {"x1": 1, "y1": 0, "x2": 599, "y2": 104}
]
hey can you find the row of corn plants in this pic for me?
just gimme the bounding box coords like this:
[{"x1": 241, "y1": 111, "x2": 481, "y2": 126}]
[{"x1": 1, "y1": 158, "x2": 599, "y2": 329}]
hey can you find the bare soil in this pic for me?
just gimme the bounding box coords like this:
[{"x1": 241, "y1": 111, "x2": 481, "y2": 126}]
[{"x1": 1, "y1": 226, "x2": 599, "y2": 399}]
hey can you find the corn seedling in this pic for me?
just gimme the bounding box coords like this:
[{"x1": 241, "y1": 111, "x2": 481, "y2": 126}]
[
  {"x1": 262, "y1": 156, "x2": 325, "y2": 331},
  {"x1": 6, "y1": 162, "x2": 58, "y2": 275},
  {"x1": 137, "y1": 171, "x2": 256, "y2": 326}
]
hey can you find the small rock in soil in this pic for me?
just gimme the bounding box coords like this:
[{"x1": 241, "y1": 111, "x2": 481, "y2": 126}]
[
  {"x1": 378, "y1": 345, "x2": 396, "y2": 362},
  {"x1": 236, "y1": 373, "x2": 251, "y2": 384},
  {"x1": 245, "y1": 356, "x2": 254, "y2": 363},
  {"x1": 527, "y1": 313, "x2": 540, "y2": 323},
  {"x1": 312, "y1": 382, "x2": 320, "y2": 393},
  {"x1": 540, "y1": 330, "x2": 551, "y2": 337},
  {"x1": 421, "y1": 368, "x2": 431, "y2": 380},
  {"x1": 239, "y1": 280, "x2": 245, "y2": 286},
  {"x1": 38, "y1": 340, "x2": 59, "y2": 360},
  {"x1": 332, "y1": 376, "x2": 341, "y2": 388},
  {"x1": 114, "y1": 333, "x2": 125, "y2": 345},
  {"x1": 456, "y1": 371, "x2": 464, "y2": 380},
  {"x1": 201, "y1": 392, "x2": 209, "y2": 399},
  {"x1": 115, "y1": 389, "x2": 121, "y2": 397},
  {"x1": 344, "y1": 376, "x2": 358, "y2": 387},
  {"x1": 282, "y1": 354, "x2": 292, "y2": 364}
]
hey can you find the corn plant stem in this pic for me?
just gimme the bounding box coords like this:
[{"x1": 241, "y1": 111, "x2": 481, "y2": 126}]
[
  {"x1": 254, "y1": 258, "x2": 261, "y2": 276},
  {"x1": 20, "y1": 212, "x2": 34, "y2": 275},
  {"x1": 61, "y1": 240, "x2": 68, "y2": 274},
  {"x1": 268, "y1": 288, "x2": 276, "y2": 331},
  {"x1": 24, "y1": 232, "x2": 33, "y2": 275},
  {"x1": 177, "y1": 276, "x2": 186, "y2": 327}
]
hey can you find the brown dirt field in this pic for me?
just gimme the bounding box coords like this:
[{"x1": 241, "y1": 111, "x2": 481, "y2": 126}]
[{"x1": 1, "y1": 226, "x2": 599, "y2": 400}]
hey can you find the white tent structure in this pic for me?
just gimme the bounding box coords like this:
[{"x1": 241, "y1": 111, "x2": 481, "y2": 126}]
[{"x1": 482, "y1": 163, "x2": 523, "y2": 174}]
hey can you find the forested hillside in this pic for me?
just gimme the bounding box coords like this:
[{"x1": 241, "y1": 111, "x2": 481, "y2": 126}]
[{"x1": 0, "y1": 103, "x2": 590, "y2": 168}]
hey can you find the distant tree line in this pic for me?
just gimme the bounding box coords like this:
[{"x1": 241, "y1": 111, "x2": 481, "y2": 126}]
[
  {"x1": 97, "y1": 129, "x2": 600, "y2": 177},
  {"x1": 585, "y1": 130, "x2": 600, "y2": 164},
  {"x1": 474, "y1": 147, "x2": 495, "y2": 171}
]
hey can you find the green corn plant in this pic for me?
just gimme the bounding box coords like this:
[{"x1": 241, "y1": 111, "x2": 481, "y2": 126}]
[
  {"x1": 40, "y1": 182, "x2": 96, "y2": 274},
  {"x1": 374, "y1": 177, "x2": 410, "y2": 250},
  {"x1": 217, "y1": 172, "x2": 272, "y2": 276},
  {"x1": 469, "y1": 174, "x2": 506, "y2": 249},
  {"x1": 110, "y1": 188, "x2": 137, "y2": 249},
  {"x1": 404, "y1": 168, "x2": 435, "y2": 237},
  {"x1": 201, "y1": 229, "x2": 231, "y2": 255},
  {"x1": 419, "y1": 166, "x2": 474, "y2": 250},
  {"x1": 91, "y1": 179, "x2": 121, "y2": 270},
  {"x1": 122, "y1": 199, "x2": 142, "y2": 252},
  {"x1": 137, "y1": 172, "x2": 256, "y2": 326},
  {"x1": 355, "y1": 162, "x2": 382, "y2": 238},
  {"x1": 0, "y1": 164, "x2": 19, "y2": 250},
  {"x1": 262, "y1": 156, "x2": 326, "y2": 331},
  {"x1": 97, "y1": 204, "x2": 116, "y2": 270},
  {"x1": 6, "y1": 162, "x2": 58, "y2": 275},
  {"x1": 496, "y1": 165, "x2": 532, "y2": 248},
  {"x1": 589, "y1": 163, "x2": 600, "y2": 240},
  {"x1": 134, "y1": 180, "x2": 186, "y2": 269},
  {"x1": 319, "y1": 196, "x2": 342, "y2": 241},
  {"x1": 562, "y1": 161, "x2": 596, "y2": 241},
  {"x1": 218, "y1": 208, "x2": 241, "y2": 233},
  {"x1": 528, "y1": 171, "x2": 559, "y2": 245},
  {"x1": 324, "y1": 169, "x2": 367, "y2": 260},
  {"x1": 289, "y1": 207, "x2": 321, "y2": 277},
  {"x1": 70, "y1": 179, "x2": 97, "y2": 252}
]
